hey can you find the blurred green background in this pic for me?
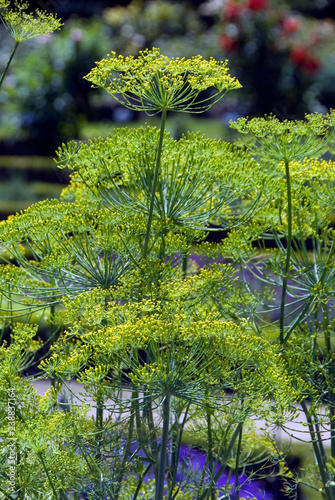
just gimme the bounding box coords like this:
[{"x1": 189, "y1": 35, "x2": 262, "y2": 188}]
[{"x1": 1, "y1": 0, "x2": 335, "y2": 219}]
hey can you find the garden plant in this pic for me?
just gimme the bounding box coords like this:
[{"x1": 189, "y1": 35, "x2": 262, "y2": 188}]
[{"x1": 2, "y1": 2, "x2": 335, "y2": 500}]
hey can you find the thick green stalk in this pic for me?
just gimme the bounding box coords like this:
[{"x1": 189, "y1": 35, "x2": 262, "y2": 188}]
[
  {"x1": 132, "y1": 463, "x2": 153, "y2": 500},
  {"x1": 0, "y1": 322, "x2": 5, "y2": 345},
  {"x1": 329, "y1": 382, "x2": 335, "y2": 469},
  {"x1": 93, "y1": 396, "x2": 105, "y2": 499},
  {"x1": 94, "y1": 301, "x2": 109, "y2": 465},
  {"x1": 0, "y1": 40, "x2": 20, "y2": 89},
  {"x1": 114, "y1": 387, "x2": 136, "y2": 499},
  {"x1": 37, "y1": 452, "x2": 61, "y2": 500},
  {"x1": 168, "y1": 403, "x2": 190, "y2": 500},
  {"x1": 95, "y1": 395, "x2": 104, "y2": 465},
  {"x1": 156, "y1": 393, "x2": 170, "y2": 500},
  {"x1": 50, "y1": 302, "x2": 57, "y2": 390},
  {"x1": 213, "y1": 422, "x2": 243, "y2": 484},
  {"x1": 322, "y1": 302, "x2": 335, "y2": 486},
  {"x1": 134, "y1": 388, "x2": 157, "y2": 470},
  {"x1": 301, "y1": 400, "x2": 330, "y2": 500},
  {"x1": 322, "y1": 303, "x2": 331, "y2": 356},
  {"x1": 206, "y1": 410, "x2": 216, "y2": 500},
  {"x1": 198, "y1": 422, "x2": 243, "y2": 500},
  {"x1": 141, "y1": 347, "x2": 159, "y2": 480},
  {"x1": 147, "y1": 399, "x2": 158, "y2": 478},
  {"x1": 147, "y1": 400, "x2": 159, "y2": 479},
  {"x1": 96, "y1": 396, "x2": 103, "y2": 428},
  {"x1": 143, "y1": 108, "x2": 167, "y2": 259},
  {"x1": 280, "y1": 159, "x2": 292, "y2": 345},
  {"x1": 234, "y1": 422, "x2": 243, "y2": 500},
  {"x1": 182, "y1": 254, "x2": 188, "y2": 280}
]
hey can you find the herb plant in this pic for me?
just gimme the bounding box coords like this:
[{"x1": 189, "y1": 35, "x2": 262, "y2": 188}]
[{"x1": 1, "y1": 6, "x2": 335, "y2": 499}]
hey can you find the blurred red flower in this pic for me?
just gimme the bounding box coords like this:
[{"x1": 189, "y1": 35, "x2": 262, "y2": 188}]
[
  {"x1": 247, "y1": 0, "x2": 267, "y2": 11},
  {"x1": 223, "y1": 1, "x2": 245, "y2": 21},
  {"x1": 219, "y1": 33, "x2": 238, "y2": 51},
  {"x1": 281, "y1": 16, "x2": 301, "y2": 33},
  {"x1": 290, "y1": 45, "x2": 320, "y2": 73}
]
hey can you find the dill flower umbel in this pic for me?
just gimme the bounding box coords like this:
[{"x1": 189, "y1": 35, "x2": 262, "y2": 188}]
[
  {"x1": 230, "y1": 111, "x2": 335, "y2": 161},
  {"x1": 84, "y1": 47, "x2": 241, "y2": 114},
  {"x1": 0, "y1": 0, "x2": 62, "y2": 42}
]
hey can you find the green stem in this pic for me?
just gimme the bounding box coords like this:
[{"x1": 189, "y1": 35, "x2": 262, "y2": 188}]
[
  {"x1": 206, "y1": 410, "x2": 215, "y2": 500},
  {"x1": 234, "y1": 422, "x2": 243, "y2": 500},
  {"x1": 198, "y1": 422, "x2": 243, "y2": 500},
  {"x1": 134, "y1": 380, "x2": 158, "y2": 486},
  {"x1": 141, "y1": 352, "x2": 159, "y2": 479},
  {"x1": 279, "y1": 159, "x2": 292, "y2": 345},
  {"x1": 143, "y1": 108, "x2": 167, "y2": 259},
  {"x1": 96, "y1": 399, "x2": 103, "y2": 431},
  {"x1": 94, "y1": 300, "x2": 108, "y2": 467},
  {"x1": 148, "y1": 398, "x2": 159, "y2": 478},
  {"x1": 114, "y1": 387, "x2": 136, "y2": 499},
  {"x1": 213, "y1": 422, "x2": 243, "y2": 484},
  {"x1": 322, "y1": 303, "x2": 331, "y2": 355},
  {"x1": 0, "y1": 40, "x2": 20, "y2": 89},
  {"x1": 37, "y1": 452, "x2": 60, "y2": 500},
  {"x1": 50, "y1": 303, "x2": 57, "y2": 390},
  {"x1": 0, "y1": 322, "x2": 5, "y2": 345},
  {"x1": 156, "y1": 393, "x2": 170, "y2": 500},
  {"x1": 168, "y1": 403, "x2": 190, "y2": 500},
  {"x1": 283, "y1": 294, "x2": 314, "y2": 344},
  {"x1": 95, "y1": 395, "x2": 104, "y2": 464},
  {"x1": 182, "y1": 254, "x2": 188, "y2": 280},
  {"x1": 132, "y1": 463, "x2": 153, "y2": 500},
  {"x1": 322, "y1": 304, "x2": 335, "y2": 485},
  {"x1": 301, "y1": 400, "x2": 330, "y2": 500}
]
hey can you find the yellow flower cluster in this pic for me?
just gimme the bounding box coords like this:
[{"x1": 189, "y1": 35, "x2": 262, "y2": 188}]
[
  {"x1": 49, "y1": 308, "x2": 302, "y2": 411},
  {"x1": 231, "y1": 110, "x2": 335, "y2": 162},
  {"x1": 0, "y1": 0, "x2": 63, "y2": 42},
  {"x1": 285, "y1": 158, "x2": 335, "y2": 181},
  {"x1": 232, "y1": 112, "x2": 335, "y2": 138},
  {"x1": 84, "y1": 47, "x2": 241, "y2": 114}
]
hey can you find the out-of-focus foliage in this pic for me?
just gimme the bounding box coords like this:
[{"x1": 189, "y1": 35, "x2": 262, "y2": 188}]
[
  {"x1": 0, "y1": 17, "x2": 112, "y2": 153},
  {"x1": 218, "y1": 0, "x2": 335, "y2": 116},
  {"x1": 101, "y1": 0, "x2": 221, "y2": 58}
]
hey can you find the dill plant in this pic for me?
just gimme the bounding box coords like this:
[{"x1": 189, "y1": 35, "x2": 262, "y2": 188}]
[
  {"x1": 230, "y1": 113, "x2": 335, "y2": 499},
  {"x1": 0, "y1": 40, "x2": 334, "y2": 500}
]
